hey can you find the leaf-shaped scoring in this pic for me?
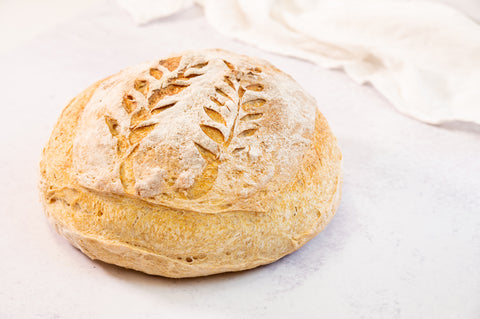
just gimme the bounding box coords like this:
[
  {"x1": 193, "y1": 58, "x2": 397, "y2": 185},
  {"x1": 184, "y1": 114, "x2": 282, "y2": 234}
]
[
  {"x1": 240, "y1": 113, "x2": 263, "y2": 121},
  {"x1": 245, "y1": 84, "x2": 264, "y2": 91},
  {"x1": 122, "y1": 94, "x2": 136, "y2": 113},
  {"x1": 129, "y1": 124, "x2": 156, "y2": 144},
  {"x1": 187, "y1": 142, "x2": 219, "y2": 199},
  {"x1": 104, "y1": 56, "x2": 209, "y2": 194},
  {"x1": 198, "y1": 60, "x2": 266, "y2": 151},
  {"x1": 105, "y1": 115, "x2": 120, "y2": 137},
  {"x1": 149, "y1": 68, "x2": 163, "y2": 80},
  {"x1": 151, "y1": 102, "x2": 176, "y2": 115},
  {"x1": 200, "y1": 124, "x2": 225, "y2": 144},
  {"x1": 134, "y1": 79, "x2": 149, "y2": 96},
  {"x1": 203, "y1": 107, "x2": 226, "y2": 126},
  {"x1": 215, "y1": 87, "x2": 233, "y2": 102},
  {"x1": 237, "y1": 127, "x2": 258, "y2": 137},
  {"x1": 241, "y1": 99, "x2": 266, "y2": 112},
  {"x1": 191, "y1": 61, "x2": 266, "y2": 199}
]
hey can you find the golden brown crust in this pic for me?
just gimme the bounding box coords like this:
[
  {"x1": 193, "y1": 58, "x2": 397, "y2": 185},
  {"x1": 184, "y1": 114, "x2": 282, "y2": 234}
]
[
  {"x1": 72, "y1": 50, "x2": 318, "y2": 214},
  {"x1": 39, "y1": 51, "x2": 342, "y2": 278}
]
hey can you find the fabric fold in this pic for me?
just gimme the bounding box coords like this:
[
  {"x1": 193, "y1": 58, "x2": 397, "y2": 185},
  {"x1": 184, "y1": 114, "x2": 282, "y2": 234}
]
[{"x1": 118, "y1": 0, "x2": 480, "y2": 125}]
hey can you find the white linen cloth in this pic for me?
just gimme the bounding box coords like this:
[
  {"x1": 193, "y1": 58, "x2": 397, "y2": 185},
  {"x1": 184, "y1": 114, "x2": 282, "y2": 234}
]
[{"x1": 118, "y1": 0, "x2": 480, "y2": 125}]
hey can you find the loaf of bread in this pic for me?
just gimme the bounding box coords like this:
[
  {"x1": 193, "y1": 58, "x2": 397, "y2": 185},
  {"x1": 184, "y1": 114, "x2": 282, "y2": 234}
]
[{"x1": 39, "y1": 49, "x2": 342, "y2": 278}]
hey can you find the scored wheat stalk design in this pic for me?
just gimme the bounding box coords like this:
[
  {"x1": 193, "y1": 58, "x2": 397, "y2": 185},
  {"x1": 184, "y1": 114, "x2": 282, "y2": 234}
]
[
  {"x1": 105, "y1": 57, "x2": 208, "y2": 195},
  {"x1": 187, "y1": 60, "x2": 266, "y2": 199}
]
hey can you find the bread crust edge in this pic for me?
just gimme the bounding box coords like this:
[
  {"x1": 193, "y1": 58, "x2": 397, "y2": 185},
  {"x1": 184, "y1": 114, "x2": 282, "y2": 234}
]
[{"x1": 39, "y1": 77, "x2": 343, "y2": 278}]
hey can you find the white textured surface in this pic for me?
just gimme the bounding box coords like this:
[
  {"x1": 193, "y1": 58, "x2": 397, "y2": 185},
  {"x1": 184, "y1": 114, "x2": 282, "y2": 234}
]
[
  {"x1": 0, "y1": 1, "x2": 479, "y2": 318},
  {"x1": 0, "y1": 0, "x2": 97, "y2": 54}
]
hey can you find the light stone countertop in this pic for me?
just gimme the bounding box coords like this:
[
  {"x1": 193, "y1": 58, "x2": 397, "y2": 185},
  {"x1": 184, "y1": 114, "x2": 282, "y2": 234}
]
[{"x1": 0, "y1": 1, "x2": 479, "y2": 318}]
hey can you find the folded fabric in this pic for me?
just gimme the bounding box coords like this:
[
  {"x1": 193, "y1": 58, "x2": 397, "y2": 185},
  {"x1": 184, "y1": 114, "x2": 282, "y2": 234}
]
[{"x1": 118, "y1": 0, "x2": 480, "y2": 125}]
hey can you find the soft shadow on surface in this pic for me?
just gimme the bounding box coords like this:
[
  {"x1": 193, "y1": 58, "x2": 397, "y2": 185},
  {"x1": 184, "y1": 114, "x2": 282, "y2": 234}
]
[
  {"x1": 94, "y1": 256, "x2": 264, "y2": 285},
  {"x1": 434, "y1": 120, "x2": 480, "y2": 135}
]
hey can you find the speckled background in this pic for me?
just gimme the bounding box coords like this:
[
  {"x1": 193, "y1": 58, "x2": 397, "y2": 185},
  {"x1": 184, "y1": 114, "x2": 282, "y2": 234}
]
[{"x1": 1, "y1": 1, "x2": 479, "y2": 318}]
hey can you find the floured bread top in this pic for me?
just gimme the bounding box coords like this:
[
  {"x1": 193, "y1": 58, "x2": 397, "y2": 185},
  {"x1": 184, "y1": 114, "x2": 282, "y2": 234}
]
[{"x1": 73, "y1": 49, "x2": 317, "y2": 213}]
